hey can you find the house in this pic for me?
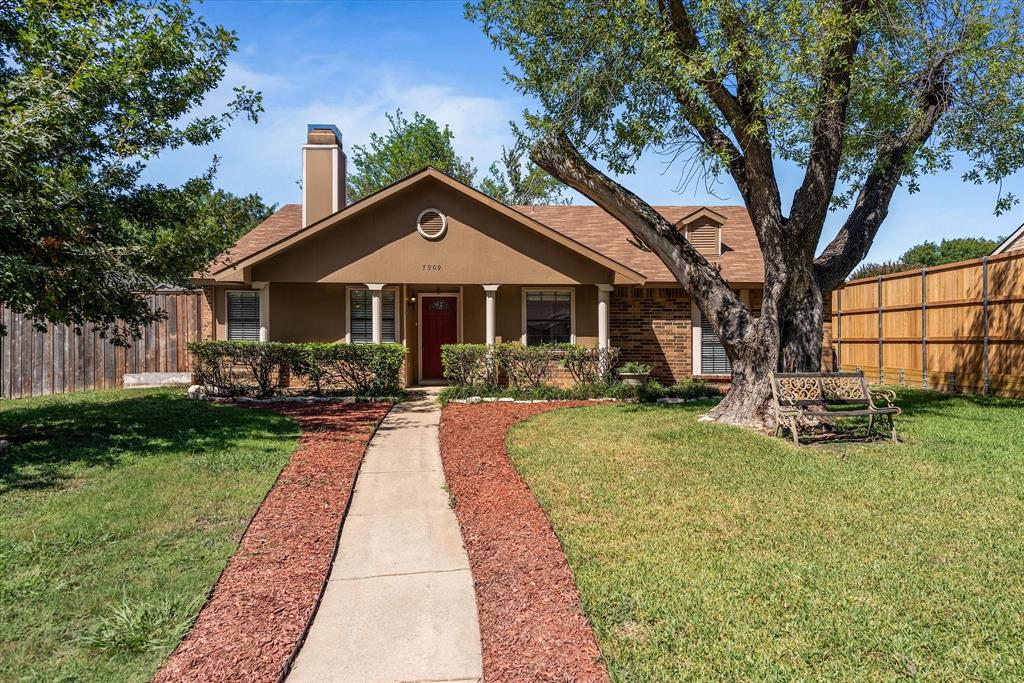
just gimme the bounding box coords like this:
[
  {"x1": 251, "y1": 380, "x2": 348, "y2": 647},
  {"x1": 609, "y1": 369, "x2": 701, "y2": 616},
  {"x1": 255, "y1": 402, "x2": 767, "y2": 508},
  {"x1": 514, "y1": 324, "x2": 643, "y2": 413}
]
[
  {"x1": 993, "y1": 223, "x2": 1024, "y2": 255},
  {"x1": 191, "y1": 124, "x2": 765, "y2": 386}
]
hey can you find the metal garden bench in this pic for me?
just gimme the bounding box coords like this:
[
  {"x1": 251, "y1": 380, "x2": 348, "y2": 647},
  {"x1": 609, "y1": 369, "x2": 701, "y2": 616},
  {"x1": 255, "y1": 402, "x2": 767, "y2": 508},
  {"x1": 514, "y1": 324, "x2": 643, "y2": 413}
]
[{"x1": 769, "y1": 371, "x2": 901, "y2": 445}]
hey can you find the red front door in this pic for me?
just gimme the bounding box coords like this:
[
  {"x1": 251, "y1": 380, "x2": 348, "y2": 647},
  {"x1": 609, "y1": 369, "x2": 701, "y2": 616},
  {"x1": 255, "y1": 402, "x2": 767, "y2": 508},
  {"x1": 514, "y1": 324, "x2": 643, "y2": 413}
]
[{"x1": 421, "y1": 295, "x2": 458, "y2": 380}]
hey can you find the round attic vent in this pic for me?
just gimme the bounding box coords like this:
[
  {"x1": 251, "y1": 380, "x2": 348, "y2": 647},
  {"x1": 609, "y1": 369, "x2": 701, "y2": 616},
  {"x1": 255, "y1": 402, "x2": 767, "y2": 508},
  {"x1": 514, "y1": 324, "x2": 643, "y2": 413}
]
[{"x1": 417, "y1": 208, "x2": 447, "y2": 240}]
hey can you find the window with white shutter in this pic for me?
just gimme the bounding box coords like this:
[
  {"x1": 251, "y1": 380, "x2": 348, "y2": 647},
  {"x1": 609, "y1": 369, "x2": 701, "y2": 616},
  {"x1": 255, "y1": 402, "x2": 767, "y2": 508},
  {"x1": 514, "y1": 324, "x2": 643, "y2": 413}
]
[
  {"x1": 227, "y1": 291, "x2": 261, "y2": 341},
  {"x1": 349, "y1": 289, "x2": 398, "y2": 343},
  {"x1": 700, "y1": 315, "x2": 731, "y2": 374}
]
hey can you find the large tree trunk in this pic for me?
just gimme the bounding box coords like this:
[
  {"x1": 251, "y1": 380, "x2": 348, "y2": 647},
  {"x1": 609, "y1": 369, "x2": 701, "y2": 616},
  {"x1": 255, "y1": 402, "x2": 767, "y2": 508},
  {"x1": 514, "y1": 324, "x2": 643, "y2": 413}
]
[
  {"x1": 702, "y1": 314, "x2": 780, "y2": 428},
  {"x1": 778, "y1": 266, "x2": 825, "y2": 373}
]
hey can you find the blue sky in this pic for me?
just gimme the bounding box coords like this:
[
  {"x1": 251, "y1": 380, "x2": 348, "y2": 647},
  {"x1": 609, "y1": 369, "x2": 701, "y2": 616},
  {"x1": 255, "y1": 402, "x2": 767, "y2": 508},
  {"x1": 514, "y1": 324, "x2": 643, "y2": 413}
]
[{"x1": 144, "y1": 0, "x2": 1023, "y2": 262}]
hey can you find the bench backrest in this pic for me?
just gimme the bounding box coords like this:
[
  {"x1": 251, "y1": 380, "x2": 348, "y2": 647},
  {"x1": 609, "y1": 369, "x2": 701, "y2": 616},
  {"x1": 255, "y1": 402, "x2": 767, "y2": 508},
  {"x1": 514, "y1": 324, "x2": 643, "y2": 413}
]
[{"x1": 770, "y1": 371, "x2": 871, "y2": 408}]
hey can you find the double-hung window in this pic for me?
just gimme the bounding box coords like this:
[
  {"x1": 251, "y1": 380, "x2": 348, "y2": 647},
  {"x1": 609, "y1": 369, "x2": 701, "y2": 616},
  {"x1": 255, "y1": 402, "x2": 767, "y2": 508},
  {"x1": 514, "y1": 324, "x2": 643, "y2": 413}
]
[
  {"x1": 349, "y1": 288, "x2": 398, "y2": 343},
  {"x1": 523, "y1": 290, "x2": 572, "y2": 345},
  {"x1": 227, "y1": 291, "x2": 261, "y2": 341}
]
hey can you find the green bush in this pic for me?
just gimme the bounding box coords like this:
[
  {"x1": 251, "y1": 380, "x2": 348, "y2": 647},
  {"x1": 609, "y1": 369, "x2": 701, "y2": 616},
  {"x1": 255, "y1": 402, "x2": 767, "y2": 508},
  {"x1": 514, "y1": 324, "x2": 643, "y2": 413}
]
[
  {"x1": 558, "y1": 344, "x2": 619, "y2": 384},
  {"x1": 188, "y1": 341, "x2": 406, "y2": 397},
  {"x1": 441, "y1": 344, "x2": 494, "y2": 386},
  {"x1": 438, "y1": 378, "x2": 722, "y2": 405},
  {"x1": 496, "y1": 342, "x2": 561, "y2": 388},
  {"x1": 188, "y1": 340, "x2": 237, "y2": 394},
  {"x1": 619, "y1": 361, "x2": 653, "y2": 374},
  {"x1": 309, "y1": 343, "x2": 406, "y2": 396}
]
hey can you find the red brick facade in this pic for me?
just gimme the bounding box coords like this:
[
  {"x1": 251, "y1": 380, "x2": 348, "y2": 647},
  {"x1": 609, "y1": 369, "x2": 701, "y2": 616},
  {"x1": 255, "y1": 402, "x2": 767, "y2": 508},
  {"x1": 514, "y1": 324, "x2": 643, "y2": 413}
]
[{"x1": 611, "y1": 287, "x2": 693, "y2": 384}]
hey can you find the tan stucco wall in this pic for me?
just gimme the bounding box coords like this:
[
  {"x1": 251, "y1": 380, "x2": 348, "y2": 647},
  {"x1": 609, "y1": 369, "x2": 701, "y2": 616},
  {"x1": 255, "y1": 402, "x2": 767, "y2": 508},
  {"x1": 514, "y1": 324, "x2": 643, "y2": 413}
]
[
  {"x1": 268, "y1": 283, "x2": 346, "y2": 342},
  {"x1": 304, "y1": 147, "x2": 336, "y2": 226},
  {"x1": 251, "y1": 177, "x2": 617, "y2": 286}
]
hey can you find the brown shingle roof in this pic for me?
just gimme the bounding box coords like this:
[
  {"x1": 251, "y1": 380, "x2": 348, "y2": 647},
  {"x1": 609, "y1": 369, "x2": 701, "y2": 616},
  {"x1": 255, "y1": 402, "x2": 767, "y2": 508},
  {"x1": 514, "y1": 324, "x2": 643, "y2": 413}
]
[
  {"x1": 201, "y1": 203, "x2": 304, "y2": 275},
  {"x1": 202, "y1": 200, "x2": 764, "y2": 284},
  {"x1": 514, "y1": 204, "x2": 764, "y2": 283}
]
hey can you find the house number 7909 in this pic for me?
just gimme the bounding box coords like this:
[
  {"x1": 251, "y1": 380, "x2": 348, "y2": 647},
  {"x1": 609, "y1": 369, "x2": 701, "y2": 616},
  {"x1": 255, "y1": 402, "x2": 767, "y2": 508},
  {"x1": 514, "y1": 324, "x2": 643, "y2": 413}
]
[{"x1": 422, "y1": 264, "x2": 442, "y2": 271}]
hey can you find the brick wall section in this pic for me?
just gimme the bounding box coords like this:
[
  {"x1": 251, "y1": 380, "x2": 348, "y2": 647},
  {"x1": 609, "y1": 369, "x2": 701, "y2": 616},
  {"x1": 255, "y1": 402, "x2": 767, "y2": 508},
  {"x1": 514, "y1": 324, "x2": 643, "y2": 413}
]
[
  {"x1": 201, "y1": 286, "x2": 216, "y2": 340},
  {"x1": 611, "y1": 287, "x2": 692, "y2": 384}
]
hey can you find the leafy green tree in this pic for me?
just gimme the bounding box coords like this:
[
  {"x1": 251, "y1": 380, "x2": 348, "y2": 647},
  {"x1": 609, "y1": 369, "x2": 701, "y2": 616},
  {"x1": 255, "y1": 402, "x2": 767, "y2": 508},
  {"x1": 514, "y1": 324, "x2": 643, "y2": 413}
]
[
  {"x1": 0, "y1": 0, "x2": 261, "y2": 344},
  {"x1": 468, "y1": 0, "x2": 1024, "y2": 426},
  {"x1": 480, "y1": 144, "x2": 569, "y2": 205},
  {"x1": 900, "y1": 237, "x2": 1001, "y2": 267},
  {"x1": 849, "y1": 260, "x2": 921, "y2": 280},
  {"x1": 197, "y1": 188, "x2": 276, "y2": 258},
  {"x1": 346, "y1": 110, "x2": 477, "y2": 201}
]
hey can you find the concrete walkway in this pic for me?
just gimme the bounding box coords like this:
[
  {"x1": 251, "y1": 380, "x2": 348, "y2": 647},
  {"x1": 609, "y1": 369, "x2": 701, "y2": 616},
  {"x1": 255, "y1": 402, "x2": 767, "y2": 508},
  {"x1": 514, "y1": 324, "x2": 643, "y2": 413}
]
[{"x1": 287, "y1": 388, "x2": 483, "y2": 683}]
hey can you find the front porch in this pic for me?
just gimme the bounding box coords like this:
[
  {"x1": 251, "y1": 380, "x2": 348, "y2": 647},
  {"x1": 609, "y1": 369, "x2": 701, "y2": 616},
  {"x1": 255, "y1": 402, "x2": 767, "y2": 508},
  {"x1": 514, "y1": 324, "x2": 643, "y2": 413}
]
[{"x1": 245, "y1": 282, "x2": 615, "y2": 386}]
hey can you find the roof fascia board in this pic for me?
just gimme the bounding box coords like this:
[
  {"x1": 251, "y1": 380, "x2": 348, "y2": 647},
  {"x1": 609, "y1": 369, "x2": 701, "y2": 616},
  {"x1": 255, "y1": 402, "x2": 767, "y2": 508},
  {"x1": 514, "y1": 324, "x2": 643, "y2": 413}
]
[
  {"x1": 992, "y1": 222, "x2": 1024, "y2": 255},
  {"x1": 677, "y1": 206, "x2": 729, "y2": 226}
]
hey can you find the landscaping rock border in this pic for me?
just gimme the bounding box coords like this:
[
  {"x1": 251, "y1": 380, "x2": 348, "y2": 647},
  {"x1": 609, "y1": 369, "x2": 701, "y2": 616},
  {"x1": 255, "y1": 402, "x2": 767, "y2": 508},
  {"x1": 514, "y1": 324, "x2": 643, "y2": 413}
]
[
  {"x1": 439, "y1": 402, "x2": 610, "y2": 683},
  {"x1": 154, "y1": 401, "x2": 392, "y2": 683}
]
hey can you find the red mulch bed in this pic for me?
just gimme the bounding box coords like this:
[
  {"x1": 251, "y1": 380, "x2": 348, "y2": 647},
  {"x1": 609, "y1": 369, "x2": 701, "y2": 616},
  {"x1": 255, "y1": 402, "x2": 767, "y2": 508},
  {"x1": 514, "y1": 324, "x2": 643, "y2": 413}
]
[
  {"x1": 154, "y1": 401, "x2": 391, "y2": 683},
  {"x1": 439, "y1": 401, "x2": 610, "y2": 683}
]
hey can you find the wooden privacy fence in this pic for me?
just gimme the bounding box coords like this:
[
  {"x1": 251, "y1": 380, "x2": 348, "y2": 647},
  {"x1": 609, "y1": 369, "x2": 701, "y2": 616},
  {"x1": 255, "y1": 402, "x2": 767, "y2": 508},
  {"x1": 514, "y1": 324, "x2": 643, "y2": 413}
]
[
  {"x1": 1, "y1": 290, "x2": 203, "y2": 400},
  {"x1": 832, "y1": 249, "x2": 1024, "y2": 398}
]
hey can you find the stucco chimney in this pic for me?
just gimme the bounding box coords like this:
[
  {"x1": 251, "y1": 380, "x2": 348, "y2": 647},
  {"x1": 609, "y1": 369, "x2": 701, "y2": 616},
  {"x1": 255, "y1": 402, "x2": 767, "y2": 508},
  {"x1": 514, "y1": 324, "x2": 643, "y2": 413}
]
[{"x1": 302, "y1": 124, "x2": 346, "y2": 226}]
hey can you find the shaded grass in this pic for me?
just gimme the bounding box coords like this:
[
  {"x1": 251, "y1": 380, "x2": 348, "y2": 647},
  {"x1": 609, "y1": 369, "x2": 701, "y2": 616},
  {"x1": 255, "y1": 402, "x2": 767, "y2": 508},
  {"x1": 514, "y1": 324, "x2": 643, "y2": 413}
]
[
  {"x1": 507, "y1": 390, "x2": 1024, "y2": 681},
  {"x1": 0, "y1": 388, "x2": 299, "y2": 682}
]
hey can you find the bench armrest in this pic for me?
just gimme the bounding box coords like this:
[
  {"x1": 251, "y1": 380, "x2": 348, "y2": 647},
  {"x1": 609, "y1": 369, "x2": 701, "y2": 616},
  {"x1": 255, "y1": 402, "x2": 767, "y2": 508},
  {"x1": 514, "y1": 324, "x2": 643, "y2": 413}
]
[{"x1": 869, "y1": 388, "x2": 897, "y2": 409}]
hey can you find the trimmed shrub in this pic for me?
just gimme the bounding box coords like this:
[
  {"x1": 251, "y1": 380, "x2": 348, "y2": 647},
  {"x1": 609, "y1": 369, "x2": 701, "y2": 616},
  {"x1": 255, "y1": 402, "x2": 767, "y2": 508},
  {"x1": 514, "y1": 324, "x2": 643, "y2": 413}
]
[
  {"x1": 495, "y1": 343, "x2": 560, "y2": 389},
  {"x1": 188, "y1": 340, "x2": 235, "y2": 394},
  {"x1": 188, "y1": 341, "x2": 406, "y2": 397},
  {"x1": 558, "y1": 344, "x2": 620, "y2": 385},
  {"x1": 441, "y1": 344, "x2": 494, "y2": 386},
  {"x1": 287, "y1": 343, "x2": 334, "y2": 395},
  {"x1": 438, "y1": 378, "x2": 722, "y2": 405},
  {"x1": 229, "y1": 342, "x2": 293, "y2": 397},
  {"x1": 312, "y1": 343, "x2": 406, "y2": 396}
]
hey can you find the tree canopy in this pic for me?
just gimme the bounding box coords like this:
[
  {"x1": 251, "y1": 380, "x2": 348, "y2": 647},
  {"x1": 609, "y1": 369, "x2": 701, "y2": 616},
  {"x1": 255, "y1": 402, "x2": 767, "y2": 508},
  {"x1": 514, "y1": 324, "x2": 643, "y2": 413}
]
[
  {"x1": 0, "y1": 0, "x2": 261, "y2": 344},
  {"x1": 851, "y1": 235, "x2": 1002, "y2": 278},
  {"x1": 346, "y1": 108, "x2": 568, "y2": 205},
  {"x1": 469, "y1": 0, "x2": 1024, "y2": 426},
  {"x1": 479, "y1": 144, "x2": 570, "y2": 205},
  {"x1": 346, "y1": 110, "x2": 478, "y2": 201}
]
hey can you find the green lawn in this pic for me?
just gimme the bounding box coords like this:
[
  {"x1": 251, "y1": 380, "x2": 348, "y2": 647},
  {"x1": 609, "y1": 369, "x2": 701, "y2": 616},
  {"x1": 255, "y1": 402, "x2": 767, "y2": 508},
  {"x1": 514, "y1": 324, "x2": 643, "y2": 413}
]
[
  {"x1": 0, "y1": 388, "x2": 299, "y2": 682},
  {"x1": 507, "y1": 390, "x2": 1024, "y2": 681}
]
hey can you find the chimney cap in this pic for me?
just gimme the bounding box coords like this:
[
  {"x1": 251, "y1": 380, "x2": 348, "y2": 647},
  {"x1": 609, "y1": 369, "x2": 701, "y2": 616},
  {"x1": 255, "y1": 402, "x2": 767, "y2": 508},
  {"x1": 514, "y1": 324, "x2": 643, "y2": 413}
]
[{"x1": 306, "y1": 123, "x2": 342, "y2": 146}]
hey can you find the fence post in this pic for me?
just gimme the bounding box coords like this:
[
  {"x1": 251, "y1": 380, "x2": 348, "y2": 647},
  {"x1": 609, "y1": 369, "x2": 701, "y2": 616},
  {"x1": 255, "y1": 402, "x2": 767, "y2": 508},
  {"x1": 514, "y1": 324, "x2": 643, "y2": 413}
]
[
  {"x1": 836, "y1": 288, "x2": 843, "y2": 372},
  {"x1": 982, "y1": 256, "x2": 990, "y2": 395},
  {"x1": 921, "y1": 267, "x2": 928, "y2": 390},
  {"x1": 877, "y1": 275, "x2": 884, "y2": 384}
]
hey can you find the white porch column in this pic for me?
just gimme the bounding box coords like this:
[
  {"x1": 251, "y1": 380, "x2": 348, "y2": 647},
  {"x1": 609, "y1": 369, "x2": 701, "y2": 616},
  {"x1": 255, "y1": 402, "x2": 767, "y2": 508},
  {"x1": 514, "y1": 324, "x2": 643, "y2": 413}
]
[
  {"x1": 483, "y1": 285, "x2": 500, "y2": 346},
  {"x1": 597, "y1": 284, "x2": 613, "y2": 350},
  {"x1": 367, "y1": 283, "x2": 385, "y2": 343},
  {"x1": 253, "y1": 281, "x2": 269, "y2": 342}
]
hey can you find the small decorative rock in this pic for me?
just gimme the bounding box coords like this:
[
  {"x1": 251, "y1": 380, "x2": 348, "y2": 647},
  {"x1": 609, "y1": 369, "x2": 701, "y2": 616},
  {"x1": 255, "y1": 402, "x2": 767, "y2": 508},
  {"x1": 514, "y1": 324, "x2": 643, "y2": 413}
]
[
  {"x1": 482, "y1": 397, "x2": 497, "y2": 402},
  {"x1": 467, "y1": 396, "x2": 483, "y2": 404},
  {"x1": 514, "y1": 400, "x2": 533, "y2": 404},
  {"x1": 187, "y1": 384, "x2": 207, "y2": 400},
  {"x1": 657, "y1": 397, "x2": 689, "y2": 404},
  {"x1": 497, "y1": 397, "x2": 515, "y2": 402}
]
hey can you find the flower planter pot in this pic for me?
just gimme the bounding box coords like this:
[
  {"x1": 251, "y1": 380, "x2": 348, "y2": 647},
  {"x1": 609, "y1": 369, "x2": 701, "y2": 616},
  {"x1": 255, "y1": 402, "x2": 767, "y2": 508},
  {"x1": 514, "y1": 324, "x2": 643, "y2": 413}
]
[{"x1": 619, "y1": 372, "x2": 650, "y2": 387}]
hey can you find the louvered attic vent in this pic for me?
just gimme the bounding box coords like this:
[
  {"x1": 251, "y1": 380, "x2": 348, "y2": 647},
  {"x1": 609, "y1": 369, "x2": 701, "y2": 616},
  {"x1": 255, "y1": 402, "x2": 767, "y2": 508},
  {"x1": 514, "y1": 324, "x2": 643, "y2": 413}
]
[
  {"x1": 417, "y1": 208, "x2": 447, "y2": 240},
  {"x1": 687, "y1": 223, "x2": 721, "y2": 255}
]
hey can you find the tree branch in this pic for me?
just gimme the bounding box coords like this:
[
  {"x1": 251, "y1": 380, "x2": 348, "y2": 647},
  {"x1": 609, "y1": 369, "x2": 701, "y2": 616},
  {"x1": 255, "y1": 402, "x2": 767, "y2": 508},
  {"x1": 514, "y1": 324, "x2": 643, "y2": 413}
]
[
  {"x1": 788, "y1": 0, "x2": 868, "y2": 242},
  {"x1": 660, "y1": 0, "x2": 783, "y2": 232},
  {"x1": 814, "y1": 65, "x2": 953, "y2": 291},
  {"x1": 530, "y1": 130, "x2": 753, "y2": 348}
]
